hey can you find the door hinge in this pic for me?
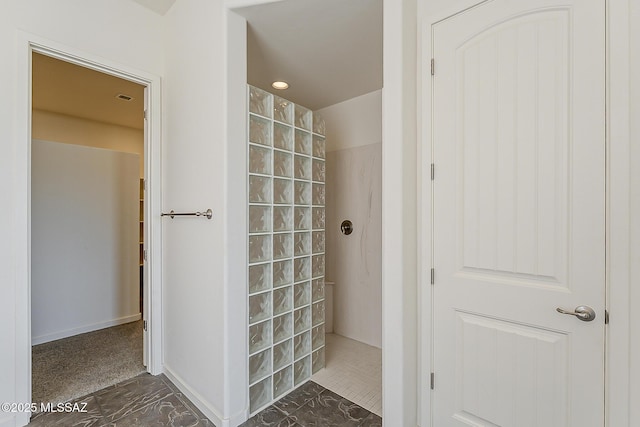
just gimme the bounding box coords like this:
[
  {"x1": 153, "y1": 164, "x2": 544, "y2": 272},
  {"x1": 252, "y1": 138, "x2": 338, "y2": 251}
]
[
  {"x1": 431, "y1": 58, "x2": 435, "y2": 76},
  {"x1": 143, "y1": 320, "x2": 148, "y2": 331},
  {"x1": 430, "y1": 268, "x2": 435, "y2": 285},
  {"x1": 605, "y1": 310, "x2": 609, "y2": 324},
  {"x1": 143, "y1": 179, "x2": 146, "y2": 190},
  {"x1": 143, "y1": 249, "x2": 147, "y2": 262},
  {"x1": 144, "y1": 110, "x2": 148, "y2": 120},
  {"x1": 431, "y1": 163, "x2": 435, "y2": 180},
  {"x1": 430, "y1": 372, "x2": 435, "y2": 390}
]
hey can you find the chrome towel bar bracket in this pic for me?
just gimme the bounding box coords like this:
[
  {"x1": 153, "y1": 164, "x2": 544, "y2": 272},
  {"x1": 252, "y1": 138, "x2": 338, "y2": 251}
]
[{"x1": 161, "y1": 209, "x2": 213, "y2": 220}]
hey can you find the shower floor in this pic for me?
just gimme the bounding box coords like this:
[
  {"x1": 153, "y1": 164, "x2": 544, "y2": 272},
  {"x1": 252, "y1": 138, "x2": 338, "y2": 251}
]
[{"x1": 311, "y1": 333, "x2": 382, "y2": 416}]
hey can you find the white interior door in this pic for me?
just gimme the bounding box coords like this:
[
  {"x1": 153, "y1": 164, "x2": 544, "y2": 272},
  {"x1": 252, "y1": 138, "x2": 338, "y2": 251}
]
[{"x1": 432, "y1": 1, "x2": 605, "y2": 426}]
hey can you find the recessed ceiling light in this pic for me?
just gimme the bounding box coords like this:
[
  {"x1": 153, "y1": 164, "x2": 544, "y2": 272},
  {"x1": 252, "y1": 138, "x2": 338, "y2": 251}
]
[
  {"x1": 272, "y1": 81, "x2": 289, "y2": 90},
  {"x1": 116, "y1": 93, "x2": 134, "y2": 101}
]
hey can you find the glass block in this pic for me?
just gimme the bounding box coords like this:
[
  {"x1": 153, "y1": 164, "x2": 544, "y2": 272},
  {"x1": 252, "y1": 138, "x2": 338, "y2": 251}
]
[
  {"x1": 273, "y1": 178, "x2": 292, "y2": 204},
  {"x1": 249, "y1": 320, "x2": 271, "y2": 354},
  {"x1": 249, "y1": 235, "x2": 271, "y2": 263},
  {"x1": 249, "y1": 291, "x2": 271, "y2": 325},
  {"x1": 273, "y1": 365, "x2": 293, "y2": 399},
  {"x1": 273, "y1": 233, "x2": 293, "y2": 260},
  {"x1": 249, "y1": 145, "x2": 271, "y2": 175},
  {"x1": 312, "y1": 347, "x2": 325, "y2": 374},
  {"x1": 294, "y1": 207, "x2": 311, "y2": 230},
  {"x1": 249, "y1": 263, "x2": 272, "y2": 294},
  {"x1": 294, "y1": 306, "x2": 311, "y2": 334},
  {"x1": 294, "y1": 282, "x2": 311, "y2": 308},
  {"x1": 295, "y1": 105, "x2": 312, "y2": 130},
  {"x1": 249, "y1": 175, "x2": 272, "y2": 203},
  {"x1": 312, "y1": 255, "x2": 325, "y2": 278},
  {"x1": 312, "y1": 207, "x2": 325, "y2": 230},
  {"x1": 311, "y1": 278, "x2": 324, "y2": 302},
  {"x1": 249, "y1": 86, "x2": 272, "y2": 118},
  {"x1": 273, "y1": 339, "x2": 293, "y2": 372},
  {"x1": 274, "y1": 123, "x2": 293, "y2": 151},
  {"x1": 249, "y1": 206, "x2": 271, "y2": 233},
  {"x1": 274, "y1": 96, "x2": 293, "y2": 124},
  {"x1": 294, "y1": 155, "x2": 311, "y2": 180},
  {"x1": 312, "y1": 159, "x2": 325, "y2": 182},
  {"x1": 249, "y1": 115, "x2": 271, "y2": 146},
  {"x1": 313, "y1": 112, "x2": 325, "y2": 135},
  {"x1": 295, "y1": 130, "x2": 312, "y2": 155},
  {"x1": 249, "y1": 376, "x2": 271, "y2": 414},
  {"x1": 294, "y1": 232, "x2": 311, "y2": 256},
  {"x1": 312, "y1": 135, "x2": 326, "y2": 159},
  {"x1": 273, "y1": 206, "x2": 293, "y2": 232},
  {"x1": 274, "y1": 151, "x2": 292, "y2": 178},
  {"x1": 312, "y1": 231, "x2": 324, "y2": 254},
  {"x1": 294, "y1": 331, "x2": 311, "y2": 360},
  {"x1": 312, "y1": 324, "x2": 325, "y2": 351},
  {"x1": 312, "y1": 183, "x2": 325, "y2": 206},
  {"x1": 273, "y1": 286, "x2": 292, "y2": 316},
  {"x1": 294, "y1": 355, "x2": 311, "y2": 386},
  {"x1": 312, "y1": 301, "x2": 325, "y2": 327},
  {"x1": 294, "y1": 181, "x2": 311, "y2": 205},
  {"x1": 273, "y1": 260, "x2": 293, "y2": 288},
  {"x1": 294, "y1": 257, "x2": 310, "y2": 282},
  {"x1": 249, "y1": 348, "x2": 271, "y2": 384},
  {"x1": 273, "y1": 313, "x2": 293, "y2": 343}
]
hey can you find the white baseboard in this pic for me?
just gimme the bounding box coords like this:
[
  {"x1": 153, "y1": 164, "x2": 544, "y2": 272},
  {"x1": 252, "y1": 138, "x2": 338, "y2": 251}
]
[
  {"x1": 162, "y1": 366, "x2": 230, "y2": 427},
  {"x1": 31, "y1": 313, "x2": 142, "y2": 345}
]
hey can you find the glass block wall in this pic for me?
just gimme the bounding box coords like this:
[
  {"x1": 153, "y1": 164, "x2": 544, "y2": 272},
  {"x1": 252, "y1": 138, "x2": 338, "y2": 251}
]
[{"x1": 247, "y1": 85, "x2": 326, "y2": 414}]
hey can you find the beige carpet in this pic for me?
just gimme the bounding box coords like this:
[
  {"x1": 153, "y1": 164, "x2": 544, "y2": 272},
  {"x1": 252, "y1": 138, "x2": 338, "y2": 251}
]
[{"x1": 32, "y1": 320, "x2": 145, "y2": 404}]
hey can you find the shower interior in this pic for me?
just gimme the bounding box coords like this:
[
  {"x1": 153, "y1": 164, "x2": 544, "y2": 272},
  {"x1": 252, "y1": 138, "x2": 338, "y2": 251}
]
[{"x1": 241, "y1": 0, "x2": 383, "y2": 417}]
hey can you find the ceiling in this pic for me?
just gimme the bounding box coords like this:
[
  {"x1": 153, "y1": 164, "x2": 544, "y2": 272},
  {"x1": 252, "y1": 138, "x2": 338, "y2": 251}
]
[
  {"x1": 32, "y1": 53, "x2": 145, "y2": 130},
  {"x1": 238, "y1": 0, "x2": 383, "y2": 110}
]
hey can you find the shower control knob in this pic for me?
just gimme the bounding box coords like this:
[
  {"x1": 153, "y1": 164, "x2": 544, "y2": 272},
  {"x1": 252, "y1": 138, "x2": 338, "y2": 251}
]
[{"x1": 340, "y1": 220, "x2": 353, "y2": 235}]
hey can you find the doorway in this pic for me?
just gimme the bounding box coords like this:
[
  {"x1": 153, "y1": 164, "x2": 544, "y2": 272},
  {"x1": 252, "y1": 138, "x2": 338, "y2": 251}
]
[
  {"x1": 31, "y1": 52, "x2": 147, "y2": 405},
  {"x1": 429, "y1": 0, "x2": 606, "y2": 425},
  {"x1": 15, "y1": 39, "x2": 163, "y2": 425}
]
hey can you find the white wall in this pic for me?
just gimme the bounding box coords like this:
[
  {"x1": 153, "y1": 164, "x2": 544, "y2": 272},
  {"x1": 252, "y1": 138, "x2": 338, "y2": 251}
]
[
  {"x1": 319, "y1": 90, "x2": 382, "y2": 348},
  {"x1": 31, "y1": 140, "x2": 140, "y2": 344},
  {"x1": 2, "y1": 1, "x2": 164, "y2": 426},
  {"x1": 32, "y1": 110, "x2": 145, "y2": 177},
  {"x1": 161, "y1": 2, "x2": 231, "y2": 425},
  {"x1": 319, "y1": 90, "x2": 382, "y2": 152}
]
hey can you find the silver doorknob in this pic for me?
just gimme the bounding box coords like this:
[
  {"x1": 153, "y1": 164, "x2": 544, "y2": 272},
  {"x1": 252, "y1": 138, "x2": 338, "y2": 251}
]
[{"x1": 556, "y1": 306, "x2": 596, "y2": 322}]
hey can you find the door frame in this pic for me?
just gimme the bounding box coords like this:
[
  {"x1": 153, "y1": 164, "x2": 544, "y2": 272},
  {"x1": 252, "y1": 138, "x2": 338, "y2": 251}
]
[
  {"x1": 13, "y1": 31, "x2": 163, "y2": 426},
  {"x1": 419, "y1": 0, "x2": 634, "y2": 425}
]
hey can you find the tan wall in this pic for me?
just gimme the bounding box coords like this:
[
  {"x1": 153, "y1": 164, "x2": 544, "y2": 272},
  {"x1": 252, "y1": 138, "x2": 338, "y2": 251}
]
[{"x1": 32, "y1": 109, "x2": 144, "y2": 177}]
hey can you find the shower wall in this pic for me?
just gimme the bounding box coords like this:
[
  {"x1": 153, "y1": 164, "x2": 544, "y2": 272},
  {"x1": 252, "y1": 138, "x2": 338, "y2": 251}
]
[
  {"x1": 247, "y1": 86, "x2": 326, "y2": 414},
  {"x1": 319, "y1": 90, "x2": 382, "y2": 348}
]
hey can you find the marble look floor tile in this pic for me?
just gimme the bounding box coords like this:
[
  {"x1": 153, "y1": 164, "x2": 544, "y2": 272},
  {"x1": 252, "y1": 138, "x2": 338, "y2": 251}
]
[
  {"x1": 94, "y1": 374, "x2": 173, "y2": 422},
  {"x1": 240, "y1": 405, "x2": 287, "y2": 427},
  {"x1": 273, "y1": 381, "x2": 325, "y2": 416},
  {"x1": 28, "y1": 395, "x2": 103, "y2": 427},
  {"x1": 287, "y1": 390, "x2": 370, "y2": 427},
  {"x1": 103, "y1": 394, "x2": 200, "y2": 427},
  {"x1": 360, "y1": 412, "x2": 382, "y2": 427}
]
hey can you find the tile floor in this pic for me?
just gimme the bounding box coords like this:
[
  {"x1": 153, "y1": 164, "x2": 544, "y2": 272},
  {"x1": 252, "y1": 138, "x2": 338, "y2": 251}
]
[
  {"x1": 240, "y1": 381, "x2": 381, "y2": 427},
  {"x1": 27, "y1": 372, "x2": 380, "y2": 426},
  {"x1": 311, "y1": 334, "x2": 382, "y2": 416},
  {"x1": 28, "y1": 373, "x2": 213, "y2": 427}
]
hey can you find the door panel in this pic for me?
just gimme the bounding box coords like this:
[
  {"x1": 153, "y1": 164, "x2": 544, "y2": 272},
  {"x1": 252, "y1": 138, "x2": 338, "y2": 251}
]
[{"x1": 432, "y1": 1, "x2": 605, "y2": 425}]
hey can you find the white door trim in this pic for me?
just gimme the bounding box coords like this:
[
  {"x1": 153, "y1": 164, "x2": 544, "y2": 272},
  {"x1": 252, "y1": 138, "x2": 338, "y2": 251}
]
[
  {"x1": 419, "y1": 0, "x2": 635, "y2": 425},
  {"x1": 13, "y1": 30, "x2": 163, "y2": 426}
]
